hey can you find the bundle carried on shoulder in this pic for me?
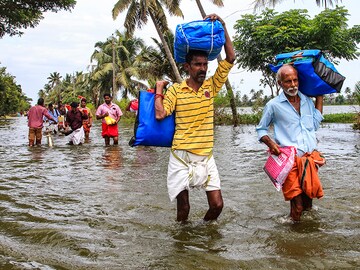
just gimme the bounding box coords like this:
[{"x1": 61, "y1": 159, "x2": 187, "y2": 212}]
[
  {"x1": 269, "y1": 49, "x2": 346, "y2": 96},
  {"x1": 129, "y1": 89, "x2": 175, "y2": 147},
  {"x1": 174, "y1": 18, "x2": 225, "y2": 63}
]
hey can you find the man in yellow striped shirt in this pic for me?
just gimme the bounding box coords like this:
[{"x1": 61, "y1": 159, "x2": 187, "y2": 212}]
[{"x1": 155, "y1": 14, "x2": 235, "y2": 223}]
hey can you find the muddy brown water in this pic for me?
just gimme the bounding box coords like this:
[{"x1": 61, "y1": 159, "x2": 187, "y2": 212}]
[{"x1": 0, "y1": 116, "x2": 359, "y2": 269}]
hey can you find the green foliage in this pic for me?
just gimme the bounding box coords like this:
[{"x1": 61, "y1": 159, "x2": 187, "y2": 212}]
[
  {"x1": 0, "y1": 0, "x2": 76, "y2": 38},
  {"x1": 89, "y1": 31, "x2": 147, "y2": 103},
  {"x1": 0, "y1": 67, "x2": 31, "y2": 115},
  {"x1": 355, "y1": 81, "x2": 360, "y2": 106},
  {"x1": 353, "y1": 81, "x2": 360, "y2": 130},
  {"x1": 114, "y1": 98, "x2": 129, "y2": 111},
  {"x1": 113, "y1": 98, "x2": 137, "y2": 124},
  {"x1": 323, "y1": 113, "x2": 356, "y2": 123},
  {"x1": 137, "y1": 31, "x2": 186, "y2": 83},
  {"x1": 214, "y1": 89, "x2": 230, "y2": 108},
  {"x1": 214, "y1": 111, "x2": 261, "y2": 125},
  {"x1": 253, "y1": 0, "x2": 341, "y2": 10},
  {"x1": 233, "y1": 6, "x2": 359, "y2": 95},
  {"x1": 112, "y1": 0, "x2": 184, "y2": 84}
]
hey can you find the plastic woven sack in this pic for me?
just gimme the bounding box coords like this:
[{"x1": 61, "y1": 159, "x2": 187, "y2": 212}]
[
  {"x1": 269, "y1": 49, "x2": 346, "y2": 96},
  {"x1": 129, "y1": 90, "x2": 175, "y2": 147},
  {"x1": 263, "y1": 146, "x2": 297, "y2": 191},
  {"x1": 174, "y1": 19, "x2": 225, "y2": 63}
]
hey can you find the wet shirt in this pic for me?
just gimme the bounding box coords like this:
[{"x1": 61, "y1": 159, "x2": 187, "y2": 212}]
[
  {"x1": 96, "y1": 103, "x2": 123, "y2": 124},
  {"x1": 163, "y1": 59, "x2": 233, "y2": 156},
  {"x1": 27, "y1": 105, "x2": 54, "y2": 128},
  {"x1": 66, "y1": 109, "x2": 84, "y2": 130},
  {"x1": 256, "y1": 91, "x2": 324, "y2": 154}
]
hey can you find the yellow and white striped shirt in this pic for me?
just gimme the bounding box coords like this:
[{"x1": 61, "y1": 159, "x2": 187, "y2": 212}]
[{"x1": 163, "y1": 59, "x2": 234, "y2": 155}]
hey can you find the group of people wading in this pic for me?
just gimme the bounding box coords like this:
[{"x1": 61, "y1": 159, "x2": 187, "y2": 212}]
[
  {"x1": 26, "y1": 14, "x2": 326, "y2": 223},
  {"x1": 27, "y1": 94, "x2": 122, "y2": 147}
]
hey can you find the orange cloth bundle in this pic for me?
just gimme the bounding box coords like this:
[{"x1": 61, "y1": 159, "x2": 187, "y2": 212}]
[{"x1": 282, "y1": 150, "x2": 325, "y2": 201}]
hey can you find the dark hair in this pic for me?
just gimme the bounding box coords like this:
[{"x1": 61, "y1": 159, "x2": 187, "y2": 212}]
[
  {"x1": 185, "y1": 50, "x2": 208, "y2": 64},
  {"x1": 37, "y1": 98, "x2": 44, "y2": 106},
  {"x1": 81, "y1": 98, "x2": 86, "y2": 103},
  {"x1": 103, "y1": 93, "x2": 112, "y2": 98},
  {"x1": 48, "y1": 103, "x2": 53, "y2": 107}
]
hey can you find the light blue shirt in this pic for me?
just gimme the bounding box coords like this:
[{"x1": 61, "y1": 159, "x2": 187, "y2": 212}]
[
  {"x1": 256, "y1": 91, "x2": 323, "y2": 155},
  {"x1": 44, "y1": 109, "x2": 59, "y2": 124}
]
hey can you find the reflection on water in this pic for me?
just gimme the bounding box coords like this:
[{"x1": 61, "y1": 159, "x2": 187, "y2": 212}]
[
  {"x1": 0, "y1": 117, "x2": 359, "y2": 269},
  {"x1": 102, "y1": 146, "x2": 124, "y2": 170}
]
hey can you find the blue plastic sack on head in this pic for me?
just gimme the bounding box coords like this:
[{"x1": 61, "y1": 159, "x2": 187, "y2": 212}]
[
  {"x1": 129, "y1": 90, "x2": 175, "y2": 147},
  {"x1": 174, "y1": 19, "x2": 225, "y2": 63},
  {"x1": 269, "y1": 49, "x2": 346, "y2": 96}
]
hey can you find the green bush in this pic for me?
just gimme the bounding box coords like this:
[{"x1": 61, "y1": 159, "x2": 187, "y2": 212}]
[{"x1": 323, "y1": 113, "x2": 356, "y2": 123}]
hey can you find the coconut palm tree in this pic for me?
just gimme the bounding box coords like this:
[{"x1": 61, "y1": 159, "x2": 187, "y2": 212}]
[
  {"x1": 47, "y1": 71, "x2": 62, "y2": 103},
  {"x1": 37, "y1": 89, "x2": 46, "y2": 99},
  {"x1": 112, "y1": 30, "x2": 148, "y2": 98},
  {"x1": 137, "y1": 30, "x2": 186, "y2": 85},
  {"x1": 193, "y1": 0, "x2": 239, "y2": 126},
  {"x1": 47, "y1": 72, "x2": 62, "y2": 88},
  {"x1": 58, "y1": 72, "x2": 88, "y2": 103},
  {"x1": 112, "y1": 0, "x2": 183, "y2": 83},
  {"x1": 90, "y1": 38, "x2": 114, "y2": 100},
  {"x1": 90, "y1": 31, "x2": 147, "y2": 101},
  {"x1": 253, "y1": 0, "x2": 341, "y2": 10}
]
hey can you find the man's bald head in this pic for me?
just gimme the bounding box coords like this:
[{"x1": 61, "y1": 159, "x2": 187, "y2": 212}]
[{"x1": 276, "y1": 64, "x2": 298, "y2": 83}]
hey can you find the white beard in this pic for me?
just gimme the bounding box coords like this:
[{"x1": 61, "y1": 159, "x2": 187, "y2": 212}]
[{"x1": 283, "y1": 87, "x2": 298, "y2": 97}]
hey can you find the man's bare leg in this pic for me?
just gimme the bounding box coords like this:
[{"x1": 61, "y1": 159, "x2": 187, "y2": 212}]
[
  {"x1": 290, "y1": 194, "x2": 304, "y2": 222},
  {"x1": 176, "y1": 190, "x2": 190, "y2": 223},
  {"x1": 104, "y1": 136, "x2": 110, "y2": 146},
  {"x1": 204, "y1": 190, "x2": 223, "y2": 221},
  {"x1": 302, "y1": 193, "x2": 313, "y2": 211}
]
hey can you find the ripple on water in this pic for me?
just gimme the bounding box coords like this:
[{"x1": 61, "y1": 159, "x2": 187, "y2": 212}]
[{"x1": 0, "y1": 118, "x2": 359, "y2": 269}]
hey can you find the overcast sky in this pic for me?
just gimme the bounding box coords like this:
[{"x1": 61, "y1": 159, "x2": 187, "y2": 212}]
[{"x1": 0, "y1": 0, "x2": 358, "y2": 104}]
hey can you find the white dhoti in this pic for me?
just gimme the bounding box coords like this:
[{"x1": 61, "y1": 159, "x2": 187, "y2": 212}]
[
  {"x1": 68, "y1": 126, "x2": 85, "y2": 145},
  {"x1": 167, "y1": 150, "x2": 221, "y2": 202}
]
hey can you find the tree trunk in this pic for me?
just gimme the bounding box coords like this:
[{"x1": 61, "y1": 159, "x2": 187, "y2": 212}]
[
  {"x1": 149, "y1": 12, "x2": 182, "y2": 84},
  {"x1": 195, "y1": 0, "x2": 239, "y2": 127},
  {"x1": 112, "y1": 37, "x2": 117, "y2": 99}
]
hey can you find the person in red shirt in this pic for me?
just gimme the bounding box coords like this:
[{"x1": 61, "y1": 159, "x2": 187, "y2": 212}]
[{"x1": 27, "y1": 98, "x2": 57, "y2": 146}]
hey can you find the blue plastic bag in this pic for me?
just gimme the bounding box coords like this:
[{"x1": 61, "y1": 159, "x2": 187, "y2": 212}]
[
  {"x1": 174, "y1": 19, "x2": 225, "y2": 63},
  {"x1": 129, "y1": 90, "x2": 175, "y2": 147},
  {"x1": 269, "y1": 49, "x2": 346, "y2": 96}
]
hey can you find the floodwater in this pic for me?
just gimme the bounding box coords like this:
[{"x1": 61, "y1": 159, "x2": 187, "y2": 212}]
[{"x1": 0, "y1": 116, "x2": 359, "y2": 270}]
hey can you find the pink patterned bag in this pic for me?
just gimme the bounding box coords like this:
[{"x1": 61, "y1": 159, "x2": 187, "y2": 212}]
[{"x1": 263, "y1": 146, "x2": 297, "y2": 191}]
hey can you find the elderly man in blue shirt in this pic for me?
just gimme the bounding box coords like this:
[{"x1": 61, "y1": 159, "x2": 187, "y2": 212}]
[{"x1": 256, "y1": 64, "x2": 325, "y2": 222}]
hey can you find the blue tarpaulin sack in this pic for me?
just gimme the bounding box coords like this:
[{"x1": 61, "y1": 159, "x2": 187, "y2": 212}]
[
  {"x1": 129, "y1": 90, "x2": 175, "y2": 147},
  {"x1": 174, "y1": 19, "x2": 225, "y2": 63},
  {"x1": 269, "y1": 49, "x2": 346, "y2": 96}
]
